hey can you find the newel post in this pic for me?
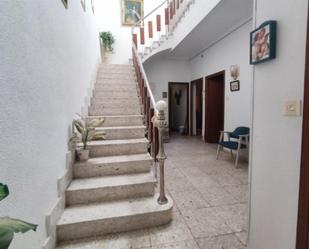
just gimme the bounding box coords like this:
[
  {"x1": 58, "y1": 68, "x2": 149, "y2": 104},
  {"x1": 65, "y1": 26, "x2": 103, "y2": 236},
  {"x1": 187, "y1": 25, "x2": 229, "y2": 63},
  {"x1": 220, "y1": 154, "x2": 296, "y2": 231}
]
[{"x1": 154, "y1": 100, "x2": 168, "y2": 205}]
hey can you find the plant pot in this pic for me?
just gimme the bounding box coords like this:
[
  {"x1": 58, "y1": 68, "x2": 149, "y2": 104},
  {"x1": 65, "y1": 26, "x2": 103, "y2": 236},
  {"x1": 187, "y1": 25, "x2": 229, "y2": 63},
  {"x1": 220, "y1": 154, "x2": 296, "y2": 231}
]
[{"x1": 76, "y1": 149, "x2": 90, "y2": 161}]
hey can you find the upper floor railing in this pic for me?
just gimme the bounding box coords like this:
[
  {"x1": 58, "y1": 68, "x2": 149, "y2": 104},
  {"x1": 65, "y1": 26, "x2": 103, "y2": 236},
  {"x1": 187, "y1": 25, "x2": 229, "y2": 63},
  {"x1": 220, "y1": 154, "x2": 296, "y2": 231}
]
[{"x1": 131, "y1": 0, "x2": 195, "y2": 57}]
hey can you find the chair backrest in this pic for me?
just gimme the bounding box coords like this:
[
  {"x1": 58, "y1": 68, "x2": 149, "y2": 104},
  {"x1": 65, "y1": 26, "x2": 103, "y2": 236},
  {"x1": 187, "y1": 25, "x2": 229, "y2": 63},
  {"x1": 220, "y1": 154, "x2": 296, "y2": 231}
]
[{"x1": 230, "y1": 126, "x2": 250, "y2": 139}]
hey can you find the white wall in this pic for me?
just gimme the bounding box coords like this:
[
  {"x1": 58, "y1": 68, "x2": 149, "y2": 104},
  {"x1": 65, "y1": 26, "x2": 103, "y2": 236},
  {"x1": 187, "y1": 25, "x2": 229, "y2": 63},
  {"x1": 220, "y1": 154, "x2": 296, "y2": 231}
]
[
  {"x1": 95, "y1": 0, "x2": 163, "y2": 64},
  {"x1": 190, "y1": 20, "x2": 253, "y2": 135},
  {"x1": 249, "y1": 0, "x2": 308, "y2": 248},
  {"x1": 0, "y1": 1, "x2": 100, "y2": 248}
]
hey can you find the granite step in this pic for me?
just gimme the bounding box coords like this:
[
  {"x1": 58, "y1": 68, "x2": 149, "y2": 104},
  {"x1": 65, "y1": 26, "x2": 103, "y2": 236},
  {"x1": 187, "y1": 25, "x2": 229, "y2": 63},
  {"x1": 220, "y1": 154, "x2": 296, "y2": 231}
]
[
  {"x1": 91, "y1": 96, "x2": 140, "y2": 105},
  {"x1": 78, "y1": 138, "x2": 149, "y2": 157},
  {"x1": 96, "y1": 125, "x2": 145, "y2": 140},
  {"x1": 88, "y1": 106, "x2": 141, "y2": 116},
  {"x1": 86, "y1": 115, "x2": 144, "y2": 127},
  {"x1": 66, "y1": 172, "x2": 156, "y2": 206},
  {"x1": 93, "y1": 91, "x2": 140, "y2": 99},
  {"x1": 94, "y1": 85, "x2": 137, "y2": 91},
  {"x1": 56, "y1": 194, "x2": 173, "y2": 242},
  {"x1": 73, "y1": 153, "x2": 152, "y2": 178}
]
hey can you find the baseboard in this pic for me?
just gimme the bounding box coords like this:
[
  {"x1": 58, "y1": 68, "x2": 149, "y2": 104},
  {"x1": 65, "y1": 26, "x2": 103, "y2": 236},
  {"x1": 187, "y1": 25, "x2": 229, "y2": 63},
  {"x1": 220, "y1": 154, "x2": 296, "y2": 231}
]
[
  {"x1": 42, "y1": 57, "x2": 101, "y2": 249},
  {"x1": 42, "y1": 151, "x2": 73, "y2": 249}
]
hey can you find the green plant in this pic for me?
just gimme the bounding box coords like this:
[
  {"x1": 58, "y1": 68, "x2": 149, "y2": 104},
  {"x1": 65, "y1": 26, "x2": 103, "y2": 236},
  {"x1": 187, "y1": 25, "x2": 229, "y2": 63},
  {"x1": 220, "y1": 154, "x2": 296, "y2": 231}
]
[
  {"x1": 70, "y1": 115, "x2": 106, "y2": 150},
  {"x1": 99, "y1": 31, "x2": 115, "y2": 52},
  {"x1": 0, "y1": 183, "x2": 37, "y2": 249}
]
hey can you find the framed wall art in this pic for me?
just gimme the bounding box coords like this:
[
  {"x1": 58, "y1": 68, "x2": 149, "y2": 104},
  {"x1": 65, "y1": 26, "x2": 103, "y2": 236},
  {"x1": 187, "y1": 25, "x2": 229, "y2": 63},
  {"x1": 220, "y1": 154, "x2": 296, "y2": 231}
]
[
  {"x1": 250, "y1": 20, "x2": 277, "y2": 65},
  {"x1": 121, "y1": 0, "x2": 144, "y2": 26},
  {"x1": 230, "y1": 80, "x2": 240, "y2": 92}
]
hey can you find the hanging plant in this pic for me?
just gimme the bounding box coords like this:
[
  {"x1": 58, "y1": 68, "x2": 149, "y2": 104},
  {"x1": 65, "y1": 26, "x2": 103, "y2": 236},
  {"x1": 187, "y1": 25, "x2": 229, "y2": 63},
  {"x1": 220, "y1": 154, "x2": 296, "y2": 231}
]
[
  {"x1": 0, "y1": 183, "x2": 37, "y2": 249},
  {"x1": 99, "y1": 32, "x2": 115, "y2": 52}
]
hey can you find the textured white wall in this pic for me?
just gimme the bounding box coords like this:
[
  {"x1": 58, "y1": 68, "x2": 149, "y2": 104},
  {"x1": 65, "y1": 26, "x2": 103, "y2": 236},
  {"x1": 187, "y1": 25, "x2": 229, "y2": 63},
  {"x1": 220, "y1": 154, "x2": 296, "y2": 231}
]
[
  {"x1": 249, "y1": 0, "x2": 308, "y2": 248},
  {"x1": 190, "y1": 20, "x2": 253, "y2": 134},
  {"x1": 0, "y1": 0, "x2": 100, "y2": 248},
  {"x1": 95, "y1": 0, "x2": 163, "y2": 64}
]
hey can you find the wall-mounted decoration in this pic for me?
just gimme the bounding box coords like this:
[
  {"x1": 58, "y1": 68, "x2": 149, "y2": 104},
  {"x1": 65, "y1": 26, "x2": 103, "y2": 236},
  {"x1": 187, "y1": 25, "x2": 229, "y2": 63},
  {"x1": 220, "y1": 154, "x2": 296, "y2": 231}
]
[
  {"x1": 91, "y1": 0, "x2": 95, "y2": 14},
  {"x1": 162, "y1": 92, "x2": 168, "y2": 98},
  {"x1": 80, "y1": 0, "x2": 86, "y2": 11},
  {"x1": 61, "y1": 0, "x2": 68, "y2": 9},
  {"x1": 230, "y1": 65, "x2": 239, "y2": 80},
  {"x1": 230, "y1": 80, "x2": 240, "y2": 92},
  {"x1": 250, "y1": 20, "x2": 277, "y2": 65},
  {"x1": 121, "y1": 0, "x2": 144, "y2": 26}
]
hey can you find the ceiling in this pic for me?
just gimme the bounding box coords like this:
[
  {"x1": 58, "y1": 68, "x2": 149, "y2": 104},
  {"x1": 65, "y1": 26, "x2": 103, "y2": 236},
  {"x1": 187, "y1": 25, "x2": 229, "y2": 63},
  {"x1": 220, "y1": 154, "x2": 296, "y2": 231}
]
[{"x1": 168, "y1": 0, "x2": 253, "y2": 60}]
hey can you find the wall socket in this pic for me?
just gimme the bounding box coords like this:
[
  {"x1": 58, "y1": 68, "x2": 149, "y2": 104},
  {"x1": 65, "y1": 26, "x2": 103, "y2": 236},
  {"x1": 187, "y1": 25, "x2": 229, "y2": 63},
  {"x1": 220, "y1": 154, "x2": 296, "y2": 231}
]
[{"x1": 283, "y1": 100, "x2": 302, "y2": 116}]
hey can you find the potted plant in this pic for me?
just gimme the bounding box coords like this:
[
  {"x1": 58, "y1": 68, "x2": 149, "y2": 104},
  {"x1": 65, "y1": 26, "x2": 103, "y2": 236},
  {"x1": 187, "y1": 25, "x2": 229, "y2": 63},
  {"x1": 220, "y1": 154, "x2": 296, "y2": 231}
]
[
  {"x1": 0, "y1": 183, "x2": 37, "y2": 249},
  {"x1": 70, "y1": 116, "x2": 106, "y2": 161},
  {"x1": 99, "y1": 31, "x2": 115, "y2": 59}
]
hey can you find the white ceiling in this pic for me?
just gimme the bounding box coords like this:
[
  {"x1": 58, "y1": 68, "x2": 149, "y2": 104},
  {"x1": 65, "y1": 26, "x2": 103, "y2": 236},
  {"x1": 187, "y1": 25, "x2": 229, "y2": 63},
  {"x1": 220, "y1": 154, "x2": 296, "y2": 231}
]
[{"x1": 168, "y1": 0, "x2": 253, "y2": 60}]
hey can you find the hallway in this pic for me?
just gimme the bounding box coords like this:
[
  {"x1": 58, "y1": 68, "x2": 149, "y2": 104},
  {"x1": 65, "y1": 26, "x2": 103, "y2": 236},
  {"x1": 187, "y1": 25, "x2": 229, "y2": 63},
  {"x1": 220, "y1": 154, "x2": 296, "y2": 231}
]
[{"x1": 58, "y1": 135, "x2": 248, "y2": 249}]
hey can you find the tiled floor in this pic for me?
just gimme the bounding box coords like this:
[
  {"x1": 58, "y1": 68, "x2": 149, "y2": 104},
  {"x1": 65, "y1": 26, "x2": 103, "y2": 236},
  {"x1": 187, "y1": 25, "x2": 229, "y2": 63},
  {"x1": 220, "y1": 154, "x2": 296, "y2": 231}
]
[{"x1": 58, "y1": 135, "x2": 249, "y2": 249}]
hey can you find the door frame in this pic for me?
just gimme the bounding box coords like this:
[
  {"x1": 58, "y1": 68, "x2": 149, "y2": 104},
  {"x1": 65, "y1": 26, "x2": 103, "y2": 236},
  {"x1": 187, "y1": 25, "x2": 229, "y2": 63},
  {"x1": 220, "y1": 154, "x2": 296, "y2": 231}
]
[
  {"x1": 204, "y1": 70, "x2": 225, "y2": 143},
  {"x1": 296, "y1": 6, "x2": 309, "y2": 249},
  {"x1": 190, "y1": 78, "x2": 203, "y2": 136},
  {"x1": 168, "y1": 82, "x2": 190, "y2": 134}
]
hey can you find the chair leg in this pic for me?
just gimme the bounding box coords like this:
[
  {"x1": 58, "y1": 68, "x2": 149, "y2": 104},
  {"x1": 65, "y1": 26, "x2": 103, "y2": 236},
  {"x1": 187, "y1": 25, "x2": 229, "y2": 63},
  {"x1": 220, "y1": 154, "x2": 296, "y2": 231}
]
[
  {"x1": 230, "y1": 149, "x2": 234, "y2": 159},
  {"x1": 216, "y1": 145, "x2": 221, "y2": 159},
  {"x1": 235, "y1": 142, "x2": 241, "y2": 168}
]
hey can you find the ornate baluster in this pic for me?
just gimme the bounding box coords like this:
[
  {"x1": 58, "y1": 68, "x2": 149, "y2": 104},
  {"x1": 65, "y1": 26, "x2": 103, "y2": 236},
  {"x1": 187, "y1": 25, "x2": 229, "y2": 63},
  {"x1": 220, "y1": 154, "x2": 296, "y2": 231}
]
[
  {"x1": 132, "y1": 34, "x2": 138, "y2": 49},
  {"x1": 154, "y1": 101, "x2": 168, "y2": 205}
]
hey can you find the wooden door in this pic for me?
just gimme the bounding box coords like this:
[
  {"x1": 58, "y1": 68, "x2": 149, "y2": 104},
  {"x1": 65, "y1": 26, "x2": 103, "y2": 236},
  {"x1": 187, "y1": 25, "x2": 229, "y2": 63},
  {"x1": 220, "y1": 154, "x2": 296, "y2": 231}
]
[
  {"x1": 296, "y1": 6, "x2": 309, "y2": 249},
  {"x1": 190, "y1": 78, "x2": 203, "y2": 136},
  {"x1": 204, "y1": 71, "x2": 225, "y2": 143}
]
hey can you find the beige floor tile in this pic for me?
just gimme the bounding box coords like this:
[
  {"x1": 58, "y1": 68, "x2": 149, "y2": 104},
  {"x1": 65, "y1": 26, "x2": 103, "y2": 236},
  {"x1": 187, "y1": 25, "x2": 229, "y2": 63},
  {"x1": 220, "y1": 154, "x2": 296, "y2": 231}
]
[
  {"x1": 149, "y1": 212, "x2": 194, "y2": 246},
  {"x1": 212, "y1": 204, "x2": 248, "y2": 233},
  {"x1": 224, "y1": 185, "x2": 248, "y2": 203},
  {"x1": 170, "y1": 189, "x2": 210, "y2": 213},
  {"x1": 151, "y1": 240, "x2": 200, "y2": 249},
  {"x1": 182, "y1": 207, "x2": 232, "y2": 238},
  {"x1": 208, "y1": 173, "x2": 243, "y2": 186},
  {"x1": 235, "y1": 231, "x2": 248, "y2": 246},
  {"x1": 166, "y1": 176, "x2": 196, "y2": 193},
  {"x1": 199, "y1": 186, "x2": 238, "y2": 206},
  {"x1": 196, "y1": 234, "x2": 246, "y2": 249}
]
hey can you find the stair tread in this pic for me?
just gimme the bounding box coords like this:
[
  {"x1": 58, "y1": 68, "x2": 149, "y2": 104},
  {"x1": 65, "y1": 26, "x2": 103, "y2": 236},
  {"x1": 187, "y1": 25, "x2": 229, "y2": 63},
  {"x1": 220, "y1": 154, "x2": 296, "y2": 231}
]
[
  {"x1": 80, "y1": 138, "x2": 148, "y2": 147},
  {"x1": 87, "y1": 115, "x2": 143, "y2": 118},
  {"x1": 96, "y1": 125, "x2": 145, "y2": 130},
  {"x1": 67, "y1": 172, "x2": 156, "y2": 191},
  {"x1": 75, "y1": 153, "x2": 152, "y2": 166},
  {"x1": 57, "y1": 194, "x2": 173, "y2": 226}
]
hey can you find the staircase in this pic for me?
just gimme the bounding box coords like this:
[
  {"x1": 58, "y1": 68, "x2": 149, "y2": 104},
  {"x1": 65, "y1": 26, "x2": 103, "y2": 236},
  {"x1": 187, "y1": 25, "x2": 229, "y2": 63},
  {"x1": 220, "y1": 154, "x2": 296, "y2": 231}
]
[{"x1": 56, "y1": 64, "x2": 173, "y2": 246}]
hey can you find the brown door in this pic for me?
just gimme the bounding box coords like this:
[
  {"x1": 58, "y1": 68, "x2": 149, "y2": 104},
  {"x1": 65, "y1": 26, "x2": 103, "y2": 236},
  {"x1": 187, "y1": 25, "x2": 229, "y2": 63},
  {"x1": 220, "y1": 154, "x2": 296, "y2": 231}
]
[
  {"x1": 204, "y1": 71, "x2": 225, "y2": 143},
  {"x1": 190, "y1": 78, "x2": 203, "y2": 136},
  {"x1": 296, "y1": 6, "x2": 309, "y2": 249}
]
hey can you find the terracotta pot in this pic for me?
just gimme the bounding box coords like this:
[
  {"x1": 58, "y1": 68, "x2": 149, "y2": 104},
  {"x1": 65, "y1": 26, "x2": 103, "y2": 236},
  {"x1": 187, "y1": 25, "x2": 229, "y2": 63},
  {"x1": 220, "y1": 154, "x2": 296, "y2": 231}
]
[{"x1": 76, "y1": 149, "x2": 89, "y2": 161}]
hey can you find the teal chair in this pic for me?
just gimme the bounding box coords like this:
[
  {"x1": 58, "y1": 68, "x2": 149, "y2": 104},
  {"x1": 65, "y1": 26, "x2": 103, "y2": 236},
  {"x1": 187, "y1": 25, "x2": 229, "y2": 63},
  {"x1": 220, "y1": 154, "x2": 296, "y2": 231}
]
[{"x1": 216, "y1": 127, "x2": 250, "y2": 167}]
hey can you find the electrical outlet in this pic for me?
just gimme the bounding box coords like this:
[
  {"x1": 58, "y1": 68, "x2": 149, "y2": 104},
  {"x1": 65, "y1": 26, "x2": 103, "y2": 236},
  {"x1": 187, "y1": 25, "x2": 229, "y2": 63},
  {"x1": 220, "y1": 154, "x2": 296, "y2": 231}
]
[{"x1": 283, "y1": 100, "x2": 302, "y2": 116}]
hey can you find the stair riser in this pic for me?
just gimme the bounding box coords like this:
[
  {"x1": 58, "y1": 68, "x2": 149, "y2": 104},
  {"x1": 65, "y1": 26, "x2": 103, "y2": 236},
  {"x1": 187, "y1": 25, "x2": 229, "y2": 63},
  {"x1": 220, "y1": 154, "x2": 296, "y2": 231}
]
[
  {"x1": 100, "y1": 128, "x2": 145, "y2": 140},
  {"x1": 89, "y1": 107, "x2": 141, "y2": 116},
  {"x1": 86, "y1": 116, "x2": 144, "y2": 127},
  {"x1": 73, "y1": 160, "x2": 152, "y2": 178},
  {"x1": 96, "y1": 75, "x2": 137, "y2": 81},
  {"x1": 89, "y1": 143, "x2": 148, "y2": 157},
  {"x1": 90, "y1": 102, "x2": 141, "y2": 110},
  {"x1": 66, "y1": 182, "x2": 155, "y2": 206},
  {"x1": 93, "y1": 92, "x2": 140, "y2": 98},
  {"x1": 94, "y1": 85, "x2": 137, "y2": 91},
  {"x1": 91, "y1": 98, "x2": 140, "y2": 106},
  {"x1": 56, "y1": 208, "x2": 172, "y2": 242}
]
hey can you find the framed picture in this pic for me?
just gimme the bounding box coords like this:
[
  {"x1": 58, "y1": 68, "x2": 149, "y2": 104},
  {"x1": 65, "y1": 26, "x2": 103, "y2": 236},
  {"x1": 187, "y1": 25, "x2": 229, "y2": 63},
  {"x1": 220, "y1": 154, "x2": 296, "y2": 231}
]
[
  {"x1": 230, "y1": 80, "x2": 240, "y2": 92},
  {"x1": 250, "y1": 20, "x2": 277, "y2": 65},
  {"x1": 121, "y1": 0, "x2": 144, "y2": 26},
  {"x1": 81, "y1": 0, "x2": 86, "y2": 11},
  {"x1": 61, "y1": 0, "x2": 68, "y2": 8},
  {"x1": 162, "y1": 92, "x2": 168, "y2": 98},
  {"x1": 91, "y1": 0, "x2": 95, "y2": 14}
]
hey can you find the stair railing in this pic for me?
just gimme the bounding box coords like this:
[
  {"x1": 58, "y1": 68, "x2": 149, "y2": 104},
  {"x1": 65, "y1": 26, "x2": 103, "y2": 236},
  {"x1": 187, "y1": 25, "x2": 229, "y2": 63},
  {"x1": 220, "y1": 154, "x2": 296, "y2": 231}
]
[{"x1": 131, "y1": 0, "x2": 195, "y2": 57}]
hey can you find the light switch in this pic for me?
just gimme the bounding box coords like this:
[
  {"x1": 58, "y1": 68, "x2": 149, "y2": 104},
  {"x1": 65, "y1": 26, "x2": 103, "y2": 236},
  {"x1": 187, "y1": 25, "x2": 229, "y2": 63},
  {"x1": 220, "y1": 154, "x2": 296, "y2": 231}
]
[{"x1": 283, "y1": 100, "x2": 302, "y2": 116}]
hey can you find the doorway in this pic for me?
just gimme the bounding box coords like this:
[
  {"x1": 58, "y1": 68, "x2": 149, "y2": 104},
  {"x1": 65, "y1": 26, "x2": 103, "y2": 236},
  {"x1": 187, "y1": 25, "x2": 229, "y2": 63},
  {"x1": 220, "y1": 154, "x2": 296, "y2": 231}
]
[
  {"x1": 296, "y1": 6, "x2": 309, "y2": 249},
  {"x1": 190, "y1": 78, "x2": 203, "y2": 136},
  {"x1": 168, "y1": 82, "x2": 189, "y2": 135},
  {"x1": 204, "y1": 71, "x2": 225, "y2": 143}
]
